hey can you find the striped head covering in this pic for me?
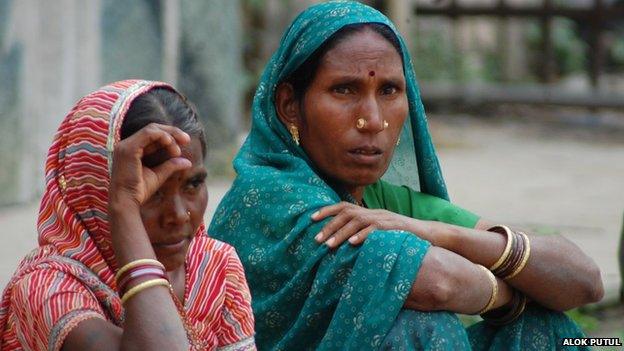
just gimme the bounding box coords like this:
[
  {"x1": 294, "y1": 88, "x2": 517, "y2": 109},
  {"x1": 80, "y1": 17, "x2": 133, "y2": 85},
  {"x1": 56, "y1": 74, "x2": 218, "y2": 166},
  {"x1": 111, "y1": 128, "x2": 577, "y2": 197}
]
[
  {"x1": 0, "y1": 80, "x2": 255, "y2": 350},
  {"x1": 39, "y1": 79, "x2": 171, "y2": 278}
]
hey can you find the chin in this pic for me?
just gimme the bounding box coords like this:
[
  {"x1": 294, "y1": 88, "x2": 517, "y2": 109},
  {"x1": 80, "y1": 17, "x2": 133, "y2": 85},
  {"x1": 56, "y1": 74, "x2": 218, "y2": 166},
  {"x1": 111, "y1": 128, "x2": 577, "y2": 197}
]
[
  {"x1": 343, "y1": 170, "x2": 384, "y2": 188},
  {"x1": 156, "y1": 254, "x2": 186, "y2": 272}
]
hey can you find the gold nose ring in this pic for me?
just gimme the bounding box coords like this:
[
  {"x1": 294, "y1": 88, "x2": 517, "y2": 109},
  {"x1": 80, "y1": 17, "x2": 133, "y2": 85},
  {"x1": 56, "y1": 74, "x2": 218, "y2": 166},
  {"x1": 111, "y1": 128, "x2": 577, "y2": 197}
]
[{"x1": 356, "y1": 118, "x2": 367, "y2": 129}]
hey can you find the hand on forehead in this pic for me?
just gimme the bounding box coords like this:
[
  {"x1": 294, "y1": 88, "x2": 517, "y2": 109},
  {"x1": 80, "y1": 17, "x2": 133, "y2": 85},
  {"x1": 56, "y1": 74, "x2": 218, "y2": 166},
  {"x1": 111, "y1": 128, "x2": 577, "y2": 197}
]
[{"x1": 141, "y1": 137, "x2": 200, "y2": 170}]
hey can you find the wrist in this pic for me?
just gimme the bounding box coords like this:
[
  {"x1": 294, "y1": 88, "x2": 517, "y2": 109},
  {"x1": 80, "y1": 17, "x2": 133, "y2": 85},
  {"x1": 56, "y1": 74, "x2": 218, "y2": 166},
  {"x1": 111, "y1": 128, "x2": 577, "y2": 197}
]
[
  {"x1": 430, "y1": 221, "x2": 457, "y2": 249},
  {"x1": 492, "y1": 278, "x2": 513, "y2": 309},
  {"x1": 108, "y1": 197, "x2": 141, "y2": 217}
]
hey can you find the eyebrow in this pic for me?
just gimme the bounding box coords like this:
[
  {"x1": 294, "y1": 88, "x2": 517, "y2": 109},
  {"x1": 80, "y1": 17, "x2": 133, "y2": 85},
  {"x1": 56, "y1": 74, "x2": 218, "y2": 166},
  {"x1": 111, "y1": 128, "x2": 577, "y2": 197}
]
[
  {"x1": 188, "y1": 169, "x2": 208, "y2": 180},
  {"x1": 329, "y1": 74, "x2": 405, "y2": 87}
]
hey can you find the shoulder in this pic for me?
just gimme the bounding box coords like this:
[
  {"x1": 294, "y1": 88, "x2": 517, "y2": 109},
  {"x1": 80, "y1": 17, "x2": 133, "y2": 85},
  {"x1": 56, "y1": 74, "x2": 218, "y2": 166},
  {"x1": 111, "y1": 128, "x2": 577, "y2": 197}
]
[{"x1": 4, "y1": 266, "x2": 107, "y2": 351}]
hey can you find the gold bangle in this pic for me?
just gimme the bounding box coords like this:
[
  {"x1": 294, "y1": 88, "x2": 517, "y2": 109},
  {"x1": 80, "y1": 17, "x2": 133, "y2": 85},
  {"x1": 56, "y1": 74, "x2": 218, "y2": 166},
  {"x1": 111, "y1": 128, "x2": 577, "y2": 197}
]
[
  {"x1": 504, "y1": 232, "x2": 531, "y2": 280},
  {"x1": 487, "y1": 225, "x2": 513, "y2": 271},
  {"x1": 481, "y1": 289, "x2": 528, "y2": 325},
  {"x1": 115, "y1": 258, "x2": 165, "y2": 281},
  {"x1": 121, "y1": 278, "x2": 170, "y2": 305},
  {"x1": 477, "y1": 264, "x2": 498, "y2": 315}
]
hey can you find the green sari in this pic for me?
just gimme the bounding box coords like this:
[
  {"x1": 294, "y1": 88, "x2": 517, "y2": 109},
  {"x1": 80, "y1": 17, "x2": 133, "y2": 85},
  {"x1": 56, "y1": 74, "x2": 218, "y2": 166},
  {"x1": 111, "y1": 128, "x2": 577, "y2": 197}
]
[{"x1": 209, "y1": 1, "x2": 586, "y2": 350}]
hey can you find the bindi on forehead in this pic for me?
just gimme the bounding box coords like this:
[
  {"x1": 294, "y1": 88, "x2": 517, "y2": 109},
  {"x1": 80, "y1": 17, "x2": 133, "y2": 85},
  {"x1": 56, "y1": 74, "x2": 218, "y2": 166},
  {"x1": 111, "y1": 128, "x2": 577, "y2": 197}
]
[{"x1": 369, "y1": 71, "x2": 375, "y2": 77}]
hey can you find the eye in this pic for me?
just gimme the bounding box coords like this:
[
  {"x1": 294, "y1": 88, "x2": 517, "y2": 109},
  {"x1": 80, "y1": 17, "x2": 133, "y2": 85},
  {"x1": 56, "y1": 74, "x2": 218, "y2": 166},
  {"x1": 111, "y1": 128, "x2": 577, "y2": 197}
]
[
  {"x1": 147, "y1": 189, "x2": 164, "y2": 204},
  {"x1": 332, "y1": 85, "x2": 353, "y2": 95},
  {"x1": 184, "y1": 174, "x2": 206, "y2": 193},
  {"x1": 380, "y1": 85, "x2": 399, "y2": 95}
]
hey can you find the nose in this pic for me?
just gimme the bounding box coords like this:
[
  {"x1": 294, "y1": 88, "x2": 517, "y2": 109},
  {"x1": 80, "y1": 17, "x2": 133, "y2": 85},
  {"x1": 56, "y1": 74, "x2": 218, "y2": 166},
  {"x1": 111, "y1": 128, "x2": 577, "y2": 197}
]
[
  {"x1": 357, "y1": 95, "x2": 384, "y2": 133},
  {"x1": 162, "y1": 193, "x2": 189, "y2": 227}
]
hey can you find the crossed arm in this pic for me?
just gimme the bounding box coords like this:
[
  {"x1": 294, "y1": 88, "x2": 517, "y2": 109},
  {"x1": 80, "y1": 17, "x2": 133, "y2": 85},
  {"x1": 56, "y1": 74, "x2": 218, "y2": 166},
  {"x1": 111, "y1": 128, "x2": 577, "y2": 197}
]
[{"x1": 313, "y1": 203, "x2": 604, "y2": 314}]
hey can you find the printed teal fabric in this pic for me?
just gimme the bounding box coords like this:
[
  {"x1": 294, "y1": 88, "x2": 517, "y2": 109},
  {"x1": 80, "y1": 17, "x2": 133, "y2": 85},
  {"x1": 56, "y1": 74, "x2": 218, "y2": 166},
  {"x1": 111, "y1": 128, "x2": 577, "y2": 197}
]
[
  {"x1": 209, "y1": 1, "x2": 588, "y2": 350},
  {"x1": 209, "y1": 1, "x2": 442, "y2": 349}
]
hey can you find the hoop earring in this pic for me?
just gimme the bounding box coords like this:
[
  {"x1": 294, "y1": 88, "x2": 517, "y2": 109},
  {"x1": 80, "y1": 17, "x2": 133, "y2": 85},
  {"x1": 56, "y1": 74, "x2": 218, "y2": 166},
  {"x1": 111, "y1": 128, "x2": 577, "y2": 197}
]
[{"x1": 289, "y1": 124, "x2": 300, "y2": 145}]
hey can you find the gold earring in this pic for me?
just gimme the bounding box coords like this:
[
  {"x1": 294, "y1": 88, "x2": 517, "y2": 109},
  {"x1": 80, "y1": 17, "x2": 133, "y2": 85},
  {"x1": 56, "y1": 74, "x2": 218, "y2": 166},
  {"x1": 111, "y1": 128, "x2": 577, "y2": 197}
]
[
  {"x1": 383, "y1": 120, "x2": 389, "y2": 129},
  {"x1": 356, "y1": 118, "x2": 367, "y2": 129},
  {"x1": 186, "y1": 210, "x2": 191, "y2": 218},
  {"x1": 289, "y1": 124, "x2": 300, "y2": 145},
  {"x1": 58, "y1": 175, "x2": 67, "y2": 192}
]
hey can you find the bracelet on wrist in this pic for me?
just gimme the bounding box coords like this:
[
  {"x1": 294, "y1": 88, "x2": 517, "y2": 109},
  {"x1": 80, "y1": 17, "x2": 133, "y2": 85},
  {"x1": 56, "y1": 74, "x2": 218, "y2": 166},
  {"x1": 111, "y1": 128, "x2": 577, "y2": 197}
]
[
  {"x1": 481, "y1": 289, "x2": 528, "y2": 325},
  {"x1": 476, "y1": 264, "x2": 498, "y2": 315},
  {"x1": 486, "y1": 225, "x2": 531, "y2": 280}
]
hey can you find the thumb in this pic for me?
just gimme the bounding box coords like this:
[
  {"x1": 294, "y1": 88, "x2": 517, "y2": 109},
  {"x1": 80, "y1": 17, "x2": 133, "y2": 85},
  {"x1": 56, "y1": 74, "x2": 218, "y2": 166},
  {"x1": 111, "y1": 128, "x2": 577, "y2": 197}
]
[{"x1": 151, "y1": 157, "x2": 192, "y2": 187}]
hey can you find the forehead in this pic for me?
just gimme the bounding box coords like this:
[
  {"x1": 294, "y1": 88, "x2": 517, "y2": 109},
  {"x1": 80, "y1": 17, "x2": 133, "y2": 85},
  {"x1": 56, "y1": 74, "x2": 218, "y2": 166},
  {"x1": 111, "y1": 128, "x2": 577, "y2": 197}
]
[
  {"x1": 319, "y1": 29, "x2": 403, "y2": 74},
  {"x1": 181, "y1": 137, "x2": 204, "y2": 165},
  {"x1": 142, "y1": 137, "x2": 204, "y2": 169}
]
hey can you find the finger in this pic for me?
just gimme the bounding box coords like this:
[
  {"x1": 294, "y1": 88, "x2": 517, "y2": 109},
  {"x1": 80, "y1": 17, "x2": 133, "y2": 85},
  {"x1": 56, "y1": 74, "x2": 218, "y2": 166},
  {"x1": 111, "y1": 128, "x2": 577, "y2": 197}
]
[
  {"x1": 142, "y1": 138, "x2": 179, "y2": 158},
  {"x1": 315, "y1": 211, "x2": 352, "y2": 243},
  {"x1": 311, "y1": 202, "x2": 350, "y2": 221},
  {"x1": 348, "y1": 225, "x2": 375, "y2": 246},
  {"x1": 161, "y1": 124, "x2": 191, "y2": 145},
  {"x1": 148, "y1": 157, "x2": 192, "y2": 189},
  {"x1": 126, "y1": 124, "x2": 190, "y2": 156},
  {"x1": 144, "y1": 123, "x2": 191, "y2": 145},
  {"x1": 325, "y1": 218, "x2": 368, "y2": 248}
]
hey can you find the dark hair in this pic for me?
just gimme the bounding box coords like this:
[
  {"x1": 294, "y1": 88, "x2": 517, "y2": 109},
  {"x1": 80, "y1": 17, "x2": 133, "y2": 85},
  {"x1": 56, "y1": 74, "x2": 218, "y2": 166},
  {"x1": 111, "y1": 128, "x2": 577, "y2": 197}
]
[
  {"x1": 283, "y1": 23, "x2": 403, "y2": 101},
  {"x1": 121, "y1": 88, "x2": 207, "y2": 157}
]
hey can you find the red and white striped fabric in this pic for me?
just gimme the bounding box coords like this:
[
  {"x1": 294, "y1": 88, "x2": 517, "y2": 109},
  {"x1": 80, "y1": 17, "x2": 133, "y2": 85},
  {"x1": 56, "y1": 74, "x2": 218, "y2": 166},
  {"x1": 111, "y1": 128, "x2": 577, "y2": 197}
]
[{"x1": 0, "y1": 80, "x2": 255, "y2": 351}]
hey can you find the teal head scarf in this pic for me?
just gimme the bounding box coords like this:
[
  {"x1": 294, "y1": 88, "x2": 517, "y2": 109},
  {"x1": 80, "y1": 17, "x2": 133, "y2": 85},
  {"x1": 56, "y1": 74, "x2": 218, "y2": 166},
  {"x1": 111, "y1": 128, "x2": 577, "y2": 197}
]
[
  {"x1": 238, "y1": 0, "x2": 447, "y2": 200},
  {"x1": 210, "y1": 1, "x2": 446, "y2": 349}
]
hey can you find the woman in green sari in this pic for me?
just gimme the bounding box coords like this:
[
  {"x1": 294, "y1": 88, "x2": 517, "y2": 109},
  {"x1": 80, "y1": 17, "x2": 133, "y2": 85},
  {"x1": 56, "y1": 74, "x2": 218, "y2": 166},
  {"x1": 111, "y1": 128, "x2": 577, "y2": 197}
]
[{"x1": 209, "y1": 1, "x2": 603, "y2": 350}]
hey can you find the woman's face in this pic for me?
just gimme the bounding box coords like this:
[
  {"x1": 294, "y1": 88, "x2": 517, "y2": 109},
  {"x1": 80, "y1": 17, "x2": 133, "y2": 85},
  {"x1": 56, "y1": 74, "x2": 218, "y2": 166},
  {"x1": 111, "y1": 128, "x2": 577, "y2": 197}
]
[
  {"x1": 139, "y1": 137, "x2": 208, "y2": 271},
  {"x1": 290, "y1": 29, "x2": 408, "y2": 198}
]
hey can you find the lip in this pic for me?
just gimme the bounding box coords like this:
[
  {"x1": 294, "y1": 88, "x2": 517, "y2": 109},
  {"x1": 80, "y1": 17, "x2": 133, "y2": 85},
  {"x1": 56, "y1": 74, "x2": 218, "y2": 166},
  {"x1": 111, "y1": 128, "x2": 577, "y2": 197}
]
[
  {"x1": 152, "y1": 237, "x2": 189, "y2": 255},
  {"x1": 347, "y1": 145, "x2": 384, "y2": 165}
]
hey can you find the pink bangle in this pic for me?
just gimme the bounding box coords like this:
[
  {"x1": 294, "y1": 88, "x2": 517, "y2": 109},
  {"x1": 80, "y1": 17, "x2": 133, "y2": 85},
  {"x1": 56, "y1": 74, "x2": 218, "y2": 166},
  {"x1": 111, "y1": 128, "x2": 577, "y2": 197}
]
[
  {"x1": 116, "y1": 263, "x2": 166, "y2": 286},
  {"x1": 118, "y1": 267, "x2": 167, "y2": 294}
]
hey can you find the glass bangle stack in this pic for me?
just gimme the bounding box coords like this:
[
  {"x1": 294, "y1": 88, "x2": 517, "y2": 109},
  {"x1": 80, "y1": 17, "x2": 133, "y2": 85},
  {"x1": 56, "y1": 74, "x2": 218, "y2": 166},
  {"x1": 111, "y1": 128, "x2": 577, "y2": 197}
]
[{"x1": 482, "y1": 225, "x2": 532, "y2": 325}]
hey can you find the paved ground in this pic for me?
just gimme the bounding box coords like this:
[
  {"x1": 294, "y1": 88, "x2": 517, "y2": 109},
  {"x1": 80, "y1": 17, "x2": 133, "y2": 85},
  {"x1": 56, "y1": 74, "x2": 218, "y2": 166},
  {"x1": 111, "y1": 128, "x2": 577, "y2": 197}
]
[{"x1": 2, "y1": 114, "x2": 622, "y2": 307}]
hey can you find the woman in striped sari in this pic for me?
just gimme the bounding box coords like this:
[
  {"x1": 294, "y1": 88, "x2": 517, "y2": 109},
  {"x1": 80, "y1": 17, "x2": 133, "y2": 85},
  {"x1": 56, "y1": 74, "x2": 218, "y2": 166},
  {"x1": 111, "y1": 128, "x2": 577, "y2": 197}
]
[{"x1": 0, "y1": 80, "x2": 255, "y2": 350}]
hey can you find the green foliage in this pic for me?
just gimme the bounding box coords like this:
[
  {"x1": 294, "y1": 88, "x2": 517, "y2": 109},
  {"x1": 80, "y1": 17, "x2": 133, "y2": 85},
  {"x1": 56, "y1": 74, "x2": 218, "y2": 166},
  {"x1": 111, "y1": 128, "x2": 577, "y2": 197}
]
[
  {"x1": 610, "y1": 37, "x2": 624, "y2": 69},
  {"x1": 566, "y1": 309, "x2": 600, "y2": 332},
  {"x1": 461, "y1": 309, "x2": 602, "y2": 334},
  {"x1": 459, "y1": 314, "x2": 481, "y2": 327},
  {"x1": 412, "y1": 28, "x2": 468, "y2": 82},
  {"x1": 411, "y1": 24, "x2": 509, "y2": 83},
  {"x1": 412, "y1": 17, "x2": 589, "y2": 83},
  {"x1": 526, "y1": 18, "x2": 587, "y2": 76}
]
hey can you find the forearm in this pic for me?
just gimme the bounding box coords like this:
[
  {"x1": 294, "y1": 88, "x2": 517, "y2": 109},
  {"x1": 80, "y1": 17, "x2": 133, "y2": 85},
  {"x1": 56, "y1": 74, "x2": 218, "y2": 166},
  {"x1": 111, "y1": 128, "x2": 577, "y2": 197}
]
[
  {"x1": 109, "y1": 205, "x2": 189, "y2": 351},
  {"x1": 425, "y1": 220, "x2": 604, "y2": 311},
  {"x1": 404, "y1": 246, "x2": 513, "y2": 314}
]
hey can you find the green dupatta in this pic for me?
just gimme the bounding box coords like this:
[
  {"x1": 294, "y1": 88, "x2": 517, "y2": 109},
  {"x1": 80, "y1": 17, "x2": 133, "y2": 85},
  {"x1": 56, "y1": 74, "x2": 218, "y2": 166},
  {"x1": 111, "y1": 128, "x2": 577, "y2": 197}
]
[{"x1": 209, "y1": 2, "x2": 444, "y2": 349}]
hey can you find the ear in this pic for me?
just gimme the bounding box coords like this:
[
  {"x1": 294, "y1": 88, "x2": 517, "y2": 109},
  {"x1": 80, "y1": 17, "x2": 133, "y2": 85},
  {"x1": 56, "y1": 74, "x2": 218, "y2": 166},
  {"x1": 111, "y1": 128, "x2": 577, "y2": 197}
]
[{"x1": 275, "y1": 82, "x2": 301, "y2": 127}]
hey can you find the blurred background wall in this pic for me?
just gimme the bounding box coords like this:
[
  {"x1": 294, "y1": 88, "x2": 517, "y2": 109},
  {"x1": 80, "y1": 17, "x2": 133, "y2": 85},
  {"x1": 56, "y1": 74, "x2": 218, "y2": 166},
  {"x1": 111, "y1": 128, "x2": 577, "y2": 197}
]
[{"x1": 0, "y1": 0, "x2": 246, "y2": 204}]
